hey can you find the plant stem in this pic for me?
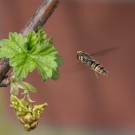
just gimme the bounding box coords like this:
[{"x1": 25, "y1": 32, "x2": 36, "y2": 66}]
[{"x1": 20, "y1": 0, "x2": 61, "y2": 36}]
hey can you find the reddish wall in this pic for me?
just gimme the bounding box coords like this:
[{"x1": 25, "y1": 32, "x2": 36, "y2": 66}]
[{"x1": 1, "y1": 0, "x2": 135, "y2": 129}]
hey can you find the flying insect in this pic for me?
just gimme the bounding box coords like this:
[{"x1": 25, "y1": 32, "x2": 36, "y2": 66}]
[{"x1": 77, "y1": 51, "x2": 107, "y2": 78}]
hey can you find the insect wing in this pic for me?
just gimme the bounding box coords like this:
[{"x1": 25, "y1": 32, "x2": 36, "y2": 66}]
[{"x1": 91, "y1": 47, "x2": 120, "y2": 57}]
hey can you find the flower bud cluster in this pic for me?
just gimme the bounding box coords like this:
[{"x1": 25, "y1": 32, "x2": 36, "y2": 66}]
[{"x1": 10, "y1": 95, "x2": 48, "y2": 131}]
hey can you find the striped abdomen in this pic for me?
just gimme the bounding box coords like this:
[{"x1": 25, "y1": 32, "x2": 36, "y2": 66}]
[
  {"x1": 77, "y1": 51, "x2": 107, "y2": 76},
  {"x1": 90, "y1": 59, "x2": 107, "y2": 75}
]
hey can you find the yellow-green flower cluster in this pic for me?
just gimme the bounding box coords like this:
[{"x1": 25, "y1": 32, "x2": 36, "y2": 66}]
[{"x1": 10, "y1": 95, "x2": 48, "y2": 131}]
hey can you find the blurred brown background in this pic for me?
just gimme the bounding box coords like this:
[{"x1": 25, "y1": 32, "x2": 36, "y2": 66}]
[{"x1": 0, "y1": 0, "x2": 135, "y2": 134}]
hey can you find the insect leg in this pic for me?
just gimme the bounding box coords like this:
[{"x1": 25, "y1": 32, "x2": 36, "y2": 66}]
[{"x1": 94, "y1": 72, "x2": 99, "y2": 79}]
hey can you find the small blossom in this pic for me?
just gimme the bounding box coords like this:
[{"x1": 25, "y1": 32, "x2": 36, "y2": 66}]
[{"x1": 10, "y1": 95, "x2": 48, "y2": 131}]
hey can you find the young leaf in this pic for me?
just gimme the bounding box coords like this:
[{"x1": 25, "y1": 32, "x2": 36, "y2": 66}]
[
  {"x1": 12, "y1": 79, "x2": 37, "y2": 93},
  {"x1": 52, "y1": 68, "x2": 59, "y2": 80},
  {"x1": 0, "y1": 27, "x2": 63, "y2": 81},
  {"x1": 37, "y1": 26, "x2": 46, "y2": 44},
  {"x1": 27, "y1": 31, "x2": 38, "y2": 50},
  {"x1": 20, "y1": 81, "x2": 37, "y2": 93},
  {"x1": 9, "y1": 32, "x2": 27, "y2": 52},
  {"x1": 9, "y1": 54, "x2": 36, "y2": 80},
  {"x1": 10, "y1": 83, "x2": 19, "y2": 95},
  {"x1": 55, "y1": 55, "x2": 64, "y2": 66}
]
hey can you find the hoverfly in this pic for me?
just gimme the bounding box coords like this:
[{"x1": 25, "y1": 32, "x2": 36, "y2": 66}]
[
  {"x1": 77, "y1": 50, "x2": 108, "y2": 78},
  {"x1": 76, "y1": 47, "x2": 120, "y2": 77},
  {"x1": 77, "y1": 47, "x2": 120, "y2": 79}
]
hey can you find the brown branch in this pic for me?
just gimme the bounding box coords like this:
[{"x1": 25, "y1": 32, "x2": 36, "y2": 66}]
[
  {"x1": 0, "y1": 0, "x2": 61, "y2": 87},
  {"x1": 0, "y1": 75, "x2": 11, "y2": 87},
  {"x1": 20, "y1": 0, "x2": 61, "y2": 36},
  {"x1": 0, "y1": 58, "x2": 10, "y2": 83}
]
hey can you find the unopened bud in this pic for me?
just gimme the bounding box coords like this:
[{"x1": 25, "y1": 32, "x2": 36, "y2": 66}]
[
  {"x1": 24, "y1": 124, "x2": 31, "y2": 131},
  {"x1": 23, "y1": 113, "x2": 33, "y2": 123},
  {"x1": 19, "y1": 118, "x2": 25, "y2": 124},
  {"x1": 31, "y1": 121, "x2": 38, "y2": 130}
]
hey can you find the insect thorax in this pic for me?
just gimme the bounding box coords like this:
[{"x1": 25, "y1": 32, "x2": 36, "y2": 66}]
[{"x1": 77, "y1": 51, "x2": 93, "y2": 65}]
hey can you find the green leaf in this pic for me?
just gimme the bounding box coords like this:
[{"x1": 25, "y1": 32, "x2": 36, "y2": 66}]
[
  {"x1": 9, "y1": 32, "x2": 27, "y2": 52},
  {"x1": 33, "y1": 56, "x2": 58, "y2": 80},
  {"x1": 0, "y1": 33, "x2": 27, "y2": 58},
  {"x1": 27, "y1": 31, "x2": 38, "y2": 50},
  {"x1": 37, "y1": 26, "x2": 46, "y2": 44},
  {"x1": 55, "y1": 55, "x2": 64, "y2": 66},
  {"x1": 30, "y1": 44, "x2": 57, "y2": 56},
  {"x1": 20, "y1": 81, "x2": 37, "y2": 93},
  {"x1": 10, "y1": 83, "x2": 19, "y2": 95},
  {"x1": 0, "y1": 27, "x2": 63, "y2": 81},
  {"x1": 0, "y1": 40, "x2": 23, "y2": 58},
  {"x1": 52, "y1": 68, "x2": 59, "y2": 80},
  {"x1": 14, "y1": 80, "x2": 37, "y2": 93},
  {"x1": 9, "y1": 54, "x2": 36, "y2": 80}
]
